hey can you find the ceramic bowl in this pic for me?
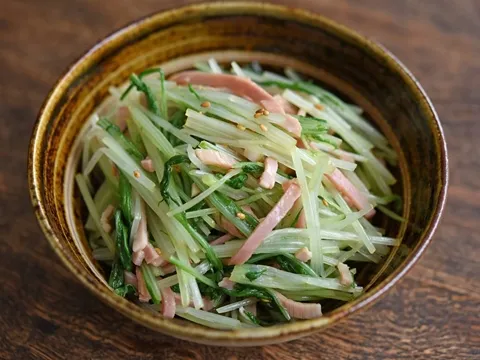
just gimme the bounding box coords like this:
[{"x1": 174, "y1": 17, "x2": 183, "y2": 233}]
[{"x1": 28, "y1": 2, "x2": 448, "y2": 346}]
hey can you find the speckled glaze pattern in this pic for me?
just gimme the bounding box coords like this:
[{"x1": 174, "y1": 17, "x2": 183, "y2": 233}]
[{"x1": 28, "y1": 2, "x2": 448, "y2": 346}]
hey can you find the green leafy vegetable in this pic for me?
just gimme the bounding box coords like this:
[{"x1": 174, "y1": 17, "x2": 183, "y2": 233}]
[
  {"x1": 97, "y1": 118, "x2": 144, "y2": 162},
  {"x1": 140, "y1": 263, "x2": 162, "y2": 304},
  {"x1": 108, "y1": 260, "x2": 124, "y2": 290},
  {"x1": 216, "y1": 172, "x2": 248, "y2": 189},
  {"x1": 237, "y1": 162, "x2": 264, "y2": 177},
  {"x1": 175, "y1": 213, "x2": 223, "y2": 271},
  {"x1": 160, "y1": 155, "x2": 191, "y2": 206},
  {"x1": 114, "y1": 210, "x2": 132, "y2": 271},
  {"x1": 245, "y1": 268, "x2": 267, "y2": 281},
  {"x1": 188, "y1": 84, "x2": 202, "y2": 100},
  {"x1": 204, "y1": 190, "x2": 259, "y2": 236},
  {"x1": 221, "y1": 284, "x2": 290, "y2": 321},
  {"x1": 118, "y1": 171, "x2": 133, "y2": 225},
  {"x1": 295, "y1": 115, "x2": 329, "y2": 141},
  {"x1": 120, "y1": 68, "x2": 167, "y2": 118},
  {"x1": 244, "y1": 310, "x2": 260, "y2": 325},
  {"x1": 114, "y1": 284, "x2": 136, "y2": 297},
  {"x1": 275, "y1": 253, "x2": 317, "y2": 277}
]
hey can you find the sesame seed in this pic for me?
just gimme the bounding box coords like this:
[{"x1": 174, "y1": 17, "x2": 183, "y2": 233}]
[
  {"x1": 155, "y1": 248, "x2": 162, "y2": 256},
  {"x1": 133, "y1": 170, "x2": 141, "y2": 178},
  {"x1": 315, "y1": 104, "x2": 324, "y2": 110},
  {"x1": 236, "y1": 124, "x2": 246, "y2": 131},
  {"x1": 263, "y1": 109, "x2": 270, "y2": 116},
  {"x1": 322, "y1": 199, "x2": 329, "y2": 207},
  {"x1": 260, "y1": 124, "x2": 268, "y2": 132},
  {"x1": 236, "y1": 212, "x2": 246, "y2": 220},
  {"x1": 201, "y1": 101, "x2": 211, "y2": 108},
  {"x1": 254, "y1": 112, "x2": 262, "y2": 118}
]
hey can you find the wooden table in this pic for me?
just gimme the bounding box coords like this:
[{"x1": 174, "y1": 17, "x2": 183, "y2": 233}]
[{"x1": 1, "y1": 0, "x2": 479, "y2": 358}]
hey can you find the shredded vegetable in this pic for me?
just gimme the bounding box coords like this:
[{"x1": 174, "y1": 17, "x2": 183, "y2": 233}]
[{"x1": 76, "y1": 60, "x2": 402, "y2": 329}]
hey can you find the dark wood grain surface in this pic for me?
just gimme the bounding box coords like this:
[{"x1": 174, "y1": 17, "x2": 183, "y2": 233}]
[{"x1": 1, "y1": 0, "x2": 479, "y2": 359}]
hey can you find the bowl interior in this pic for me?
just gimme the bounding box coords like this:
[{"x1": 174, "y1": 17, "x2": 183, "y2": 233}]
[{"x1": 29, "y1": 3, "x2": 447, "y2": 346}]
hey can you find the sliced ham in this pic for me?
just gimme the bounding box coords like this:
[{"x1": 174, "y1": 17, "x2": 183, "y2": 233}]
[
  {"x1": 141, "y1": 157, "x2": 155, "y2": 173},
  {"x1": 337, "y1": 262, "x2": 354, "y2": 287},
  {"x1": 100, "y1": 204, "x2": 115, "y2": 233},
  {"x1": 144, "y1": 243, "x2": 167, "y2": 267},
  {"x1": 275, "y1": 291, "x2": 322, "y2": 319},
  {"x1": 216, "y1": 214, "x2": 243, "y2": 238},
  {"x1": 171, "y1": 71, "x2": 302, "y2": 137},
  {"x1": 161, "y1": 263, "x2": 176, "y2": 275},
  {"x1": 325, "y1": 169, "x2": 375, "y2": 219},
  {"x1": 132, "y1": 250, "x2": 145, "y2": 266},
  {"x1": 136, "y1": 267, "x2": 151, "y2": 303},
  {"x1": 160, "y1": 286, "x2": 176, "y2": 318},
  {"x1": 259, "y1": 157, "x2": 278, "y2": 189},
  {"x1": 195, "y1": 149, "x2": 237, "y2": 169},
  {"x1": 273, "y1": 94, "x2": 297, "y2": 114},
  {"x1": 295, "y1": 208, "x2": 306, "y2": 228},
  {"x1": 124, "y1": 271, "x2": 138, "y2": 288},
  {"x1": 229, "y1": 181, "x2": 302, "y2": 265},
  {"x1": 218, "y1": 277, "x2": 236, "y2": 290},
  {"x1": 132, "y1": 201, "x2": 148, "y2": 252},
  {"x1": 210, "y1": 233, "x2": 233, "y2": 246},
  {"x1": 171, "y1": 71, "x2": 274, "y2": 104},
  {"x1": 241, "y1": 205, "x2": 257, "y2": 219},
  {"x1": 115, "y1": 106, "x2": 130, "y2": 132},
  {"x1": 295, "y1": 247, "x2": 312, "y2": 262},
  {"x1": 202, "y1": 297, "x2": 215, "y2": 312}
]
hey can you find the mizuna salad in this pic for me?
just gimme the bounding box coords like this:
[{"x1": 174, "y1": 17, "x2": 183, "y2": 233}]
[{"x1": 77, "y1": 59, "x2": 403, "y2": 329}]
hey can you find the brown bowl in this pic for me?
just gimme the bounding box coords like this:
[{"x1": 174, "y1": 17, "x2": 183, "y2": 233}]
[{"x1": 28, "y1": 2, "x2": 448, "y2": 346}]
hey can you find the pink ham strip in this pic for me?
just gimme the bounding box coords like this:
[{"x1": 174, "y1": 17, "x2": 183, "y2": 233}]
[
  {"x1": 325, "y1": 169, "x2": 375, "y2": 219},
  {"x1": 241, "y1": 205, "x2": 257, "y2": 219},
  {"x1": 141, "y1": 157, "x2": 155, "y2": 173},
  {"x1": 259, "y1": 157, "x2": 278, "y2": 189},
  {"x1": 124, "y1": 271, "x2": 138, "y2": 288},
  {"x1": 273, "y1": 94, "x2": 297, "y2": 114},
  {"x1": 116, "y1": 106, "x2": 130, "y2": 132},
  {"x1": 132, "y1": 250, "x2": 145, "y2": 266},
  {"x1": 195, "y1": 149, "x2": 237, "y2": 169},
  {"x1": 295, "y1": 208, "x2": 306, "y2": 228},
  {"x1": 218, "y1": 277, "x2": 236, "y2": 290},
  {"x1": 216, "y1": 214, "x2": 243, "y2": 238},
  {"x1": 160, "y1": 286, "x2": 176, "y2": 318},
  {"x1": 171, "y1": 71, "x2": 274, "y2": 104},
  {"x1": 295, "y1": 247, "x2": 312, "y2": 262},
  {"x1": 143, "y1": 243, "x2": 167, "y2": 267},
  {"x1": 132, "y1": 202, "x2": 148, "y2": 252},
  {"x1": 136, "y1": 267, "x2": 151, "y2": 303},
  {"x1": 210, "y1": 233, "x2": 233, "y2": 246},
  {"x1": 260, "y1": 100, "x2": 302, "y2": 137},
  {"x1": 161, "y1": 263, "x2": 176, "y2": 275},
  {"x1": 229, "y1": 181, "x2": 302, "y2": 265},
  {"x1": 202, "y1": 298, "x2": 215, "y2": 312},
  {"x1": 100, "y1": 204, "x2": 115, "y2": 233},
  {"x1": 274, "y1": 291, "x2": 322, "y2": 319},
  {"x1": 170, "y1": 71, "x2": 302, "y2": 137}
]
